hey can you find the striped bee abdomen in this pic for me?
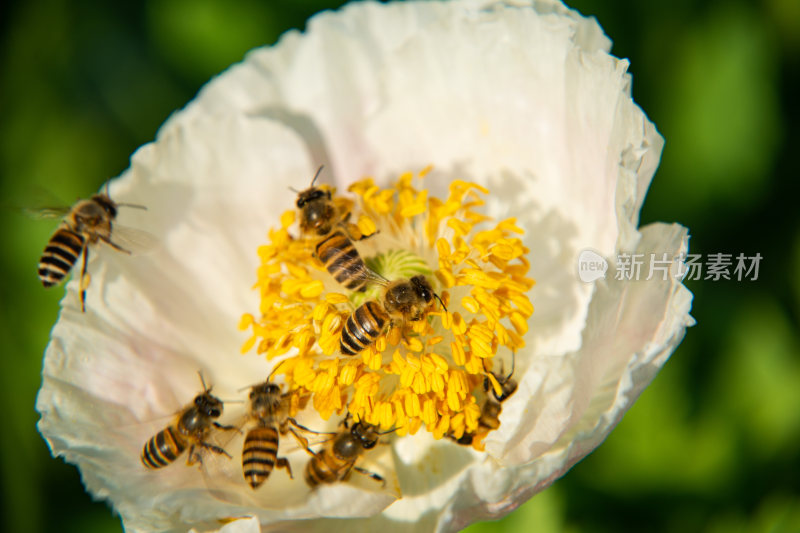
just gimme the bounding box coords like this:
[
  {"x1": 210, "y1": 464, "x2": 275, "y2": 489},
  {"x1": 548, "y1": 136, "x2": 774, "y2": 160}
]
[
  {"x1": 304, "y1": 450, "x2": 350, "y2": 486},
  {"x1": 38, "y1": 228, "x2": 85, "y2": 287},
  {"x1": 242, "y1": 425, "x2": 279, "y2": 489},
  {"x1": 315, "y1": 229, "x2": 368, "y2": 292},
  {"x1": 340, "y1": 301, "x2": 389, "y2": 356},
  {"x1": 141, "y1": 426, "x2": 187, "y2": 469}
]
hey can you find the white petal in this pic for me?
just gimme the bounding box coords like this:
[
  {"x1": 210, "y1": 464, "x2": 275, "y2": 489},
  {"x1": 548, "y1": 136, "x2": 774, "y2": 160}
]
[{"x1": 190, "y1": 516, "x2": 261, "y2": 533}]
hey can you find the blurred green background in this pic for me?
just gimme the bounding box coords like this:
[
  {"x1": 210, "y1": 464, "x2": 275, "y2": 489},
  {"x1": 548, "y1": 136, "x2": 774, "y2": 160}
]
[{"x1": 0, "y1": 0, "x2": 797, "y2": 531}]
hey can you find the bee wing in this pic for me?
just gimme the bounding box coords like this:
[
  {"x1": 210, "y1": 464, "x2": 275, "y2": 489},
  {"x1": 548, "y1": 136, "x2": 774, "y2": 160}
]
[
  {"x1": 106, "y1": 224, "x2": 158, "y2": 254},
  {"x1": 24, "y1": 206, "x2": 72, "y2": 220},
  {"x1": 361, "y1": 266, "x2": 390, "y2": 287},
  {"x1": 200, "y1": 414, "x2": 253, "y2": 502}
]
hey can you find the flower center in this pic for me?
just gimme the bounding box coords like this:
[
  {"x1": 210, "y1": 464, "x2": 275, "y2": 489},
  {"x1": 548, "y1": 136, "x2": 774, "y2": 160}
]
[{"x1": 240, "y1": 167, "x2": 534, "y2": 444}]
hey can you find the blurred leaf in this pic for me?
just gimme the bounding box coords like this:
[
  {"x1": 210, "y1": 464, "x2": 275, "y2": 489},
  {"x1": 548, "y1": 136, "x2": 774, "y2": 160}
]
[
  {"x1": 463, "y1": 487, "x2": 571, "y2": 533},
  {"x1": 655, "y1": 4, "x2": 781, "y2": 214},
  {"x1": 713, "y1": 298, "x2": 800, "y2": 460},
  {"x1": 146, "y1": 0, "x2": 281, "y2": 83},
  {"x1": 766, "y1": 0, "x2": 800, "y2": 53}
]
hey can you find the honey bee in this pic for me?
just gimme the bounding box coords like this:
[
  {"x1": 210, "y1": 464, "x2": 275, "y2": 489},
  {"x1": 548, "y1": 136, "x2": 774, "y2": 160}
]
[
  {"x1": 295, "y1": 166, "x2": 341, "y2": 238},
  {"x1": 141, "y1": 374, "x2": 235, "y2": 469},
  {"x1": 295, "y1": 166, "x2": 377, "y2": 292},
  {"x1": 304, "y1": 418, "x2": 386, "y2": 487},
  {"x1": 339, "y1": 275, "x2": 445, "y2": 356},
  {"x1": 37, "y1": 188, "x2": 146, "y2": 312},
  {"x1": 239, "y1": 380, "x2": 316, "y2": 489},
  {"x1": 314, "y1": 228, "x2": 377, "y2": 292},
  {"x1": 452, "y1": 355, "x2": 518, "y2": 446}
]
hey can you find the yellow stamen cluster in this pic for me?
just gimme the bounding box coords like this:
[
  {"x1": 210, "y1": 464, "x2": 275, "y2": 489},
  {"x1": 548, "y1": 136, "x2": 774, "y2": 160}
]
[{"x1": 240, "y1": 168, "x2": 534, "y2": 442}]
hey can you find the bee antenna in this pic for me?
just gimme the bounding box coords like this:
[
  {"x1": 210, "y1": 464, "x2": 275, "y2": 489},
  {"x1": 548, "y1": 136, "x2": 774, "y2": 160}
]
[
  {"x1": 377, "y1": 427, "x2": 397, "y2": 436},
  {"x1": 288, "y1": 186, "x2": 301, "y2": 193},
  {"x1": 267, "y1": 359, "x2": 289, "y2": 383},
  {"x1": 237, "y1": 380, "x2": 264, "y2": 392},
  {"x1": 104, "y1": 181, "x2": 111, "y2": 199},
  {"x1": 505, "y1": 350, "x2": 516, "y2": 382},
  {"x1": 311, "y1": 165, "x2": 324, "y2": 187},
  {"x1": 433, "y1": 291, "x2": 447, "y2": 313},
  {"x1": 116, "y1": 202, "x2": 148, "y2": 210},
  {"x1": 197, "y1": 370, "x2": 210, "y2": 392}
]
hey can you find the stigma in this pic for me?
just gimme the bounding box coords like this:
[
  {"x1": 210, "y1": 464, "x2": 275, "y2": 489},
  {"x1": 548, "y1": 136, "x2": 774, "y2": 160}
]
[{"x1": 240, "y1": 168, "x2": 534, "y2": 445}]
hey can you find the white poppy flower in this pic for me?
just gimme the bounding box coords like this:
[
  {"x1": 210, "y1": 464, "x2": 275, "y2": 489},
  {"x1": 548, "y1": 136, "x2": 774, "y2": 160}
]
[{"x1": 36, "y1": 0, "x2": 694, "y2": 532}]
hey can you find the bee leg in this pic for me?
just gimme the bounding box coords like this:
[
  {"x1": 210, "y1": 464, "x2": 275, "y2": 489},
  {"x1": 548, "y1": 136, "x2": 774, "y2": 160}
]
[
  {"x1": 213, "y1": 421, "x2": 240, "y2": 433},
  {"x1": 276, "y1": 457, "x2": 293, "y2": 479},
  {"x1": 186, "y1": 444, "x2": 201, "y2": 466},
  {"x1": 288, "y1": 417, "x2": 328, "y2": 436},
  {"x1": 99, "y1": 234, "x2": 132, "y2": 255},
  {"x1": 288, "y1": 421, "x2": 336, "y2": 451},
  {"x1": 79, "y1": 246, "x2": 89, "y2": 313},
  {"x1": 199, "y1": 441, "x2": 232, "y2": 459},
  {"x1": 353, "y1": 466, "x2": 385, "y2": 487}
]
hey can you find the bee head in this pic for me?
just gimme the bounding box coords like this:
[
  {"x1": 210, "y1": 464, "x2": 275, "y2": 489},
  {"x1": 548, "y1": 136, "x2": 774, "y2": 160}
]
[
  {"x1": 351, "y1": 422, "x2": 380, "y2": 450},
  {"x1": 409, "y1": 275, "x2": 433, "y2": 303},
  {"x1": 296, "y1": 187, "x2": 329, "y2": 208},
  {"x1": 90, "y1": 194, "x2": 119, "y2": 218},
  {"x1": 483, "y1": 374, "x2": 518, "y2": 402},
  {"x1": 195, "y1": 392, "x2": 224, "y2": 418},
  {"x1": 250, "y1": 382, "x2": 281, "y2": 399},
  {"x1": 483, "y1": 352, "x2": 517, "y2": 402},
  {"x1": 410, "y1": 275, "x2": 447, "y2": 313}
]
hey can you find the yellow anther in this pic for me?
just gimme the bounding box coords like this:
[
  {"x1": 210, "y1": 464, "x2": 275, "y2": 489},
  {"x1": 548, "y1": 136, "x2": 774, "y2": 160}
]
[
  {"x1": 436, "y1": 238, "x2": 452, "y2": 259},
  {"x1": 238, "y1": 313, "x2": 254, "y2": 330},
  {"x1": 325, "y1": 292, "x2": 350, "y2": 304},
  {"x1": 356, "y1": 215, "x2": 378, "y2": 236},
  {"x1": 433, "y1": 414, "x2": 451, "y2": 440},
  {"x1": 404, "y1": 337, "x2": 424, "y2": 352},
  {"x1": 299, "y1": 280, "x2": 324, "y2": 299},
  {"x1": 240, "y1": 336, "x2": 256, "y2": 354},
  {"x1": 447, "y1": 387, "x2": 462, "y2": 412},
  {"x1": 430, "y1": 353, "x2": 449, "y2": 373},
  {"x1": 449, "y1": 341, "x2": 466, "y2": 367},
  {"x1": 427, "y1": 336, "x2": 444, "y2": 348},
  {"x1": 461, "y1": 296, "x2": 480, "y2": 314},
  {"x1": 280, "y1": 210, "x2": 295, "y2": 228},
  {"x1": 422, "y1": 398, "x2": 438, "y2": 426},
  {"x1": 509, "y1": 311, "x2": 528, "y2": 336},
  {"x1": 338, "y1": 362, "x2": 358, "y2": 386},
  {"x1": 450, "y1": 312, "x2": 467, "y2": 335},
  {"x1": 436, "y1": 268, "x2": 456, "y2": 289},
  {"x1": 447, "y1": 217, "x2": 473, "y2": 237},
  {"x1": 485, "y1": 372, "x2": 503, "y2": 399}
]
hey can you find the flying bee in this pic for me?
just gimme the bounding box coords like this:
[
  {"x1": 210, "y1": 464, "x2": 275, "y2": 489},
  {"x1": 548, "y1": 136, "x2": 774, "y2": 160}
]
[
  {"x1": 295, "y1": 166, "x2": 378, "y2": 292},
  {"x1": 304, "y1": 418, "x2": 388, "y2": 488},
  {"x1": 141, "y1": 374, "x2": 236, "y2": 469},
  {"x1": 37, "y1": 187, "x2": 147, "y2": 312},
  {"x1": 239, "y1": 380, "x2": 317, "y2": 489},
  {"x1": 339, "y1": 274, "x2": 445, "y2": 356},
  {"x1": 452, "y1": 354, "x2": 518, "y2": 446}
]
